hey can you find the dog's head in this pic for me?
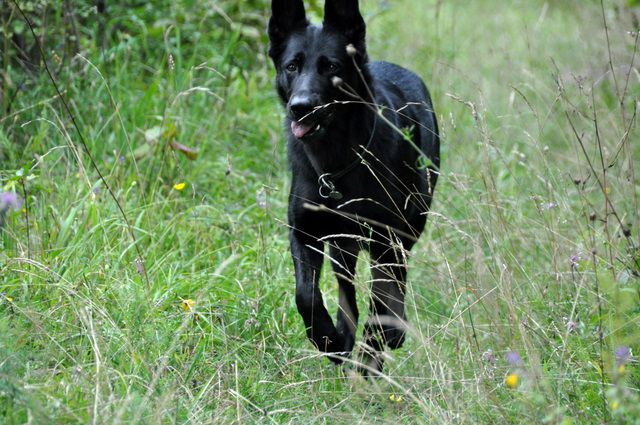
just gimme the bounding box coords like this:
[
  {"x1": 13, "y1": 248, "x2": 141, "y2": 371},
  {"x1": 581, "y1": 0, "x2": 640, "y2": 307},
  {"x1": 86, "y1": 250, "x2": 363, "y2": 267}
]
[{"x1": 268, "y1": 0, "x2": 369, "y2": 141}]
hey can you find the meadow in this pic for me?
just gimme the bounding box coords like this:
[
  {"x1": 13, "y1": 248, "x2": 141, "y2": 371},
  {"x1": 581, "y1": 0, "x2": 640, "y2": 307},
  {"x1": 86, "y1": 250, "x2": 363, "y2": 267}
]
[{"x1": 1, "y1": 0, "x2": 639, "y2": 423}]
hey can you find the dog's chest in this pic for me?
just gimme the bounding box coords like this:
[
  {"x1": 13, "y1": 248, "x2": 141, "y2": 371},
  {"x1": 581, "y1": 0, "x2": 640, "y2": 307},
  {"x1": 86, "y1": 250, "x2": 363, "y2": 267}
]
[{"x1": 292, "y1": 178, "x2": 414, "y2": 238}]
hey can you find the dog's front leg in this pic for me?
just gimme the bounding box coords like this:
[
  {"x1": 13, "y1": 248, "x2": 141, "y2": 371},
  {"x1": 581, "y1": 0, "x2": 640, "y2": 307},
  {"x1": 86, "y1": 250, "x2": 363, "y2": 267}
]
[
  {"x1": 357, "y1": 245, "x2": 409, "y2": 375},
  {"x1": 290, "y1": 231, "x2": 345, "y2": 362},
  {"x1": 329, "y1": 243, "x2": 359, "y2": 357}
]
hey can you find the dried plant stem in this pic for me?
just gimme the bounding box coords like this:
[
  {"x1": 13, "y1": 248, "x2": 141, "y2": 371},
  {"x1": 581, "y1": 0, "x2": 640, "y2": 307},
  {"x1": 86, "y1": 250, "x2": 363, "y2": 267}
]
[
  {"x1": 592, "y1": 91, "x2": 615, "y2": 271},
  {"x1": 565, "y1": 112, "x2": 635, "y2": 250},
  {"x1": 589, "y1": 231, "x2": 608, "y2": 423},
  {"x1": 20, "y1": 177, "x2": 30, "y2": 259},
  {"x1": 600, "y1": 0, "x2": 622, "y2": 121},
  {"x1": 622, "y1": 33, "x2": 640, "y2": 245}
]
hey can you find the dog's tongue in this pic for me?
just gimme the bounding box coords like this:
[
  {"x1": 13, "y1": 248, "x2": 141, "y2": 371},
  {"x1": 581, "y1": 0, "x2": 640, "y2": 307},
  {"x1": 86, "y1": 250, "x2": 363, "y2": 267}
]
[{"x1": 291, "y1": 121, "x2": 314, "y2": 139}]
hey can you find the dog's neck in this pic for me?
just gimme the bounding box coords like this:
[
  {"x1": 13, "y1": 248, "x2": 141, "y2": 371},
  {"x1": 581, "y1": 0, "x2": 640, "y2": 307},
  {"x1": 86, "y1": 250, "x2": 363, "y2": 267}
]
[{"x1": 300, "y1": 92, "x2": 377, "y2": 174}]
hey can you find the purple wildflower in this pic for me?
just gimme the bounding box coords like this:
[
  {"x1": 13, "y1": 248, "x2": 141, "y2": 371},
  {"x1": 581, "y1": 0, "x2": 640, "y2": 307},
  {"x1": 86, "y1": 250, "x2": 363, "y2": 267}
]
[
  {"x1": 506, "y1": 351, "x2": 523, "y2": 366},
  {"x1": 0, "y1": 192, "x2": 23, "y2": 228},
  {"x1": 615, "y1": 346, "x2": 632, "y2": 365},
  {"x1": 566, "y1": 319, "x2": 577, "y2": 333},
  {"x1": 135, "y1": 258, "x2": 145, "y2": 276},
  {"x1": 570, "y1": 254, "x2": 581, "y2": 271},
  {"x1": 0, "y1": 192, "x2": 22, "y2": 212}
]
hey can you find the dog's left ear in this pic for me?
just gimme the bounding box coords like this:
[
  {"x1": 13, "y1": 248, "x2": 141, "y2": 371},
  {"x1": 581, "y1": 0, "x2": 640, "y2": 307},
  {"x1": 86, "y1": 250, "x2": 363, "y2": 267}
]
[{"x1": 323, "y1": 0, "x2": 366, "y2": 46}]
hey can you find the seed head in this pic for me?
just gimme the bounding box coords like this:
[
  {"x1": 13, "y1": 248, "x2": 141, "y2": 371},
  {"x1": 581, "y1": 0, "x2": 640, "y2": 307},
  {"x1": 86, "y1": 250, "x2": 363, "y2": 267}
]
[
  {"x1": 481, "y1": 349, "x2": 496, "y2": 365},
  {"x1": 346, "y1": 44, "x2": 357, "y2": 57},
  {"x1": 331, "y1": 76, "x2": 343, "y2": 87},
  {"x1": 540, "y1": 202, "x2": 557, "y2": 211}
]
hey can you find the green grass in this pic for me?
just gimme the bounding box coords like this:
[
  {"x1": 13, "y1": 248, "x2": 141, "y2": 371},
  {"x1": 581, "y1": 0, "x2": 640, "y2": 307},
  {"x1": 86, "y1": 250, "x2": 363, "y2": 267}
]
[{"x1": 1, "y1": 0, "x2": 639, "y2": 423}]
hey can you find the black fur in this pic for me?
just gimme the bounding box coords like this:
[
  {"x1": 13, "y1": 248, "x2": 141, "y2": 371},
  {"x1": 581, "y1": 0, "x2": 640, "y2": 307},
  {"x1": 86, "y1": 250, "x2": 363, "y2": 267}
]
[{"x1": 268, "y1": 0, "x2": 440, "y2": 373}]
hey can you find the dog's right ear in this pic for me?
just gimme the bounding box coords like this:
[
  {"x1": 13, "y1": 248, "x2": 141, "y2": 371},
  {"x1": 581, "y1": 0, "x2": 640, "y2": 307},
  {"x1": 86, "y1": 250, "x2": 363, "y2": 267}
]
[{"x1": 268, "y1": 0, "x2": 308, "y2": 59}]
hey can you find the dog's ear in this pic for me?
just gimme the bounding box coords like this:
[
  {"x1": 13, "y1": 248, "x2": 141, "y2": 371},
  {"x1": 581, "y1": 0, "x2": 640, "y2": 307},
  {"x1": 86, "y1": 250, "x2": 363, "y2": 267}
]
[
  {"x1": 323, "y1": 0, "x2": 366, "y2": 45},
  {"x1": 268, "y1": 0, "x2": 308, "y2": 58}
]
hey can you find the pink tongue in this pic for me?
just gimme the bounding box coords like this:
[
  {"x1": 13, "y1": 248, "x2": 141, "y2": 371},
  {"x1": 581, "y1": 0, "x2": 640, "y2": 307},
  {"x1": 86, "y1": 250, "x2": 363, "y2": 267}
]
[{"x1": 291, "y1": 121, "x2": 314, "y2": 138}]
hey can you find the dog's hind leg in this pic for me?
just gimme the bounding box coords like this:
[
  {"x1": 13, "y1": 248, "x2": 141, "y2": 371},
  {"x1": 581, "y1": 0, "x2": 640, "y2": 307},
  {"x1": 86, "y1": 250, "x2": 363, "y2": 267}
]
[
  {"x1": 328, "y1": 242, "x2": 360, "y2": 357},
  {"x1": 369, "y1": 245, "x2": 409, "y2": 349},
  {"x1": 291, "y1": 231, "x2": 345, "y2": 362}
]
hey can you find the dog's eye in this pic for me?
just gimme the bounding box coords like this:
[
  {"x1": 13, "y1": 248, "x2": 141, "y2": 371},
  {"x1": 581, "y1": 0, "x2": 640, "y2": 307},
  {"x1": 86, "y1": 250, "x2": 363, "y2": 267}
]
[
  {"x1": 327, "y1": 63, "x2": 339, "y2": 73},
  {"x1": 286, "y1": 63, "x2": 298, "y2": 72}
]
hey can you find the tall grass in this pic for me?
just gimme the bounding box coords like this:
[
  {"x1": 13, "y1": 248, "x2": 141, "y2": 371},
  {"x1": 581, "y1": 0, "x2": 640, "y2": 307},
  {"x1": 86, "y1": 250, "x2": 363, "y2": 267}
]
[{"x1": 1, "y1": 0, "x2": 639, "y2": 423}]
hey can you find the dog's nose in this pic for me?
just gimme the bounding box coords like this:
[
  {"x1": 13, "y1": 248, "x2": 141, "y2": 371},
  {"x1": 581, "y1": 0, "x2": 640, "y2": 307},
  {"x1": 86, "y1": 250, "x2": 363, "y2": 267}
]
[{"x1": 288, "y1": 95, "x2": 316, "y2": 120}]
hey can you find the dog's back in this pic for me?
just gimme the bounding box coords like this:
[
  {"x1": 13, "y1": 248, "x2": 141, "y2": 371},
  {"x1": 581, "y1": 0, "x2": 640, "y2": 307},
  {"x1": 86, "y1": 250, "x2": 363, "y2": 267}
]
[{"x1": 368, "y1": 60, "x2": 440, "y2": 211}]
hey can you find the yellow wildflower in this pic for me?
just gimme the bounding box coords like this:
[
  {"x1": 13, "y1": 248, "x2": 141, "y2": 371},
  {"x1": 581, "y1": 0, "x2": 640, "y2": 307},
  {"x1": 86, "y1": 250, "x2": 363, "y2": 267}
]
[
  {"x1": 505, "y1": 373, "x2": 519, "y2": 389},
  {"x1": 611, "y1": 401, "x2": 620, "y2": 410},
  {"x1": 389, "y1": 394, "x2": 403, "y2": 403},
  {"x1": 180, "y1": 299, "x2": 196, "y2": 312},
  {"x1": 173, "y1": 182, "x2": 186, "y2": 191}
]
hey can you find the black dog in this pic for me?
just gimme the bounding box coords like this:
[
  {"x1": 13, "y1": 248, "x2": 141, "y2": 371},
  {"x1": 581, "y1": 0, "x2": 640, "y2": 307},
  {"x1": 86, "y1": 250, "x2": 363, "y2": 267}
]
[{"x1": 268, "y1": 0, "x2": 439, "y2": 373}]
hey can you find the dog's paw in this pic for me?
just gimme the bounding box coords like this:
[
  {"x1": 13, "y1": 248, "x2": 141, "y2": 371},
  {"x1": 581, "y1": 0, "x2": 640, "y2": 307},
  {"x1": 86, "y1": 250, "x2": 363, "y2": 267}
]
[
  {"x1": 355, "y1": 345, "x2": 384, "y2": 377},
  {"x1": 366, "y1": 315, "x2": 407, "y2": 349},
  {"x1": 382, "y1": 325, "x2": 406, "y2": 349},
  {"x1": 327, "y1": 355, "x2": 343, "y2": 365},
  {"x1": 316, "y1": 335, "x2": 352, "y2": 365},
  {"x1": 339, "y1": 332, "x2": 356, "y2": 355}
]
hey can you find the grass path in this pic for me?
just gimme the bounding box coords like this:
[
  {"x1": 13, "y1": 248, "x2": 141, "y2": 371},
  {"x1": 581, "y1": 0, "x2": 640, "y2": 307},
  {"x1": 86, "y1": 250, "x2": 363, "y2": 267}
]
[{"x1": 1, "y1": 0, "x2": 639, "y2": 423}]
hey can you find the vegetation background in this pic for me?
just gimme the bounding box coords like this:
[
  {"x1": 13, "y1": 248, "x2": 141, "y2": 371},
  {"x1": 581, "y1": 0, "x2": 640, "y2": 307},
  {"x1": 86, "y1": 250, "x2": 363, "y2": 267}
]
[{"x1": 1, "y1": 0, "x2": 639, "y2": 423}]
